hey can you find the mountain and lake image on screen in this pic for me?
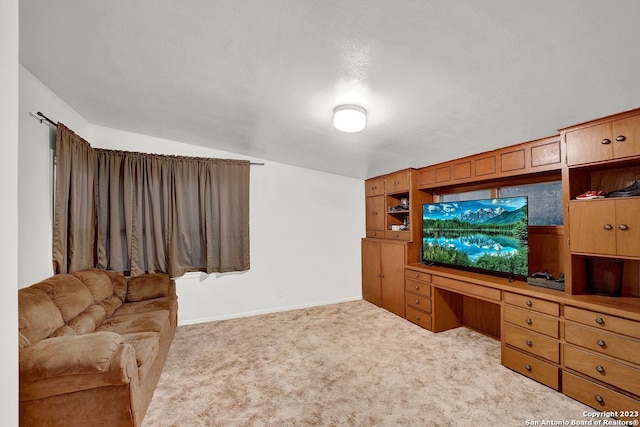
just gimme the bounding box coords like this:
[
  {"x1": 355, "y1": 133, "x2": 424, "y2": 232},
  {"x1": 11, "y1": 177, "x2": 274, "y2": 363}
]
[{"x1": 422, "y1": 196, "x2": 529, "y2": 277}]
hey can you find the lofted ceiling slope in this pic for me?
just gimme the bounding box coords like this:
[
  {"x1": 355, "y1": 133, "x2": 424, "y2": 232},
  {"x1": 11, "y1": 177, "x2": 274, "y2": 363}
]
[{"x1": 19, "y1": 1, "x2": 640, "y2": 180}]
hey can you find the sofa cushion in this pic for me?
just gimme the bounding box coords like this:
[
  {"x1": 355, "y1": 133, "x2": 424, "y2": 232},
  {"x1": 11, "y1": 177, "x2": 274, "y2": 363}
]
[
  {"x1": 98, "y1": 295, "x2": 124, "y2": 317},
  {"x1": 109, "y1": 271, "x2": 128, "y2": 303},
  {"x1": 121, "y1": 332, "x2": 160, "y2": 368},
  {"x1": 71, "y1": 269, "x2": 114, "y2": 303},
  {"x1": 19, "y1": 332, "x2": 123, "y2": 382},
  {"x1": 18, "y1": 288, "x2": 64, "y2": 346},
  {"x1": 114, "y1": 296, "x2": 177, "y2": 318},
  {"x1": 32, "y1": 275, "x2": 93, "y2": 322},
  {"x1": 126, "y1": 273, "x2": 170, "y2": 302},
  {"x1": 64, "y1": 305, "x2": 108, "y2": 335},
  {"x1": 97, "y1": 310, "x2": 171, "y2": 336}
]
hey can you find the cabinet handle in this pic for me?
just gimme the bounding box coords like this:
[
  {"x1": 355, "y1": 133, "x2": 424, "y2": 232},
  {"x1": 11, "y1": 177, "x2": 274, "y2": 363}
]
[
  {"x1": 616, "y1": 135, "x2": 626, "y2": 142},
  {"x1": 415, "y1": 273, "x2": 420, "y2": 278},
  {"x1": 597, "y1": 339, "x2": 606, "y2": 347},
  {"x1": 372, "y1": 232, "x2": 377, "y2": 236},
  {"x1": 372, "y1": 211, "x2": 377, "y2": 215},
  {"x1": 619, "y1": 224, "x2": 629, "y2": 231},
  {"x1": 525, "y1": 300, "x2": 533, "y2": 307},
  {"x1": 595, "y1": 317, "x2": 604, "y2": 325},
  {"x1": 595, "y1": 395, "x2": 604, "y2": 404},
  {"x1": 415, "y1": 315, "x2": 420, "y2": 320},
  {"x1": 394, "y1": 233, "x2": 399, "y2": 237},
  {"x1": 596, "y1": 365, "x2": 605, "y2": 373},
  {"x1": 525, "y1": 364, "x2": 532, "y2": 371},
  {"x1": 415, "y1": 299, "x2": 420, "y2": 304},
  {"x1": 601, "y1": 138, "x2": 611, "y2": 145},
  {"x1": 415, "y1": 285, "x2": 420, "y2": 290},
  {"x1": 603, "y1": 224, "x2": 613, "y2": 231},
  {"x1": 526, "y1": 339, "x2": 533, "y2": 347},
  {"x1": 526, "y1": 318, "x2": 532, "y2": 325}
]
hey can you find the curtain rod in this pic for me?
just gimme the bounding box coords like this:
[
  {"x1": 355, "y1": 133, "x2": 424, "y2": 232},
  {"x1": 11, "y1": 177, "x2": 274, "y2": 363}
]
[{"x1": 32, "y1": 111, "x2": 265, "y2": 165}]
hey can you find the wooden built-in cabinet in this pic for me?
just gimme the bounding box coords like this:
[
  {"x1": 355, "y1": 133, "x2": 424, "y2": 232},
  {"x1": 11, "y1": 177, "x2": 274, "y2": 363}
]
[
  {"x1": 361, "y1": 239, "x2": 406, "y2": 317},
  {"x1": 417, "y1": 135, "x2": 562, "y2": 189},
  {"x1": 568, "y1": 199, "x2": 640, "y2": 258},
  {"x1": 363, "y1": 107, "x2": 640, "y2": 417}
]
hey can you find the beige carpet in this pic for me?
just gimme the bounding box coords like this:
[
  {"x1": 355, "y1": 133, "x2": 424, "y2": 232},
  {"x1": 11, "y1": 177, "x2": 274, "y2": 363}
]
[{"x1": 144, "y1": 300, "x2": 595, "y2": 426}]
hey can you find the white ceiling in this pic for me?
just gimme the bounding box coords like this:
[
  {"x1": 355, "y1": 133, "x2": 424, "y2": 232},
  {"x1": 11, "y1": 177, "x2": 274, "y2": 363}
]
[{"x1": 19, "y1": 1, "x2": 640, "y2": 180}]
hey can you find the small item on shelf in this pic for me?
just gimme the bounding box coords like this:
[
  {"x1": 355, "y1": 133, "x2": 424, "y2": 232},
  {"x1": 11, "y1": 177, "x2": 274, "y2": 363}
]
[
  {"x1": 400, "y1": 198, "x2": 409, "y2": 209},
  {"x1": 606, "y1": 180, "x2": 640, "y2": 198},
  {"x1": 575, "y1": 190, "x2": 604, "y2": 200}
]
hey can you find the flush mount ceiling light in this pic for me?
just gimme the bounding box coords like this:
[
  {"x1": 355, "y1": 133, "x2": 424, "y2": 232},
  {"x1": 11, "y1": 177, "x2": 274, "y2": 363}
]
[{"x1": 333, "y1": 104, "x2": 367, "y2": 133}]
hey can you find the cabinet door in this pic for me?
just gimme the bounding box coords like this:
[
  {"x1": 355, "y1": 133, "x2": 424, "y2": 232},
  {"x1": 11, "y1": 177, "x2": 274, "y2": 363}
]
[
  {"x1": 569, "y1": 201, "x2": 616, "y2": 255},
  {"x1": 380, "y1": 242, "x2": 406, "y2": 317},
  {"x1": 361, "y1": 240, "x2": 382, "y2": 306},
  {"x1": 365, "y1": 195, "x2": 385, "y2": 237},
  {"x1": 365, "y1": 176, "x2": 385, "y2": 197},
  {"x1": 612, "y1": 115, "x2": 640, "y2": 160},
  {"x1": 566, "y1": 122, "x2": 613, "y2": 166},
  {"x1": 615, "y1": 199, "x2": 640, "y2": 257},
  {"x1": 386, "y1": 170, "x2": 410, "y2": 194}
]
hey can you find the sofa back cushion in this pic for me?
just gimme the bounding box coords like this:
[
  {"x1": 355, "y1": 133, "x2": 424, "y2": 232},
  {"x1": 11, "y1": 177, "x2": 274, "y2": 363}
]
[
  {"x1": 71, "y1": 269, "x2": 113, "y2": 303},
  {"x1": 32, "y1": 275, "x2": 93, "y2": 322},
  {"x1": 126, "y1": 273, "x2": 170, "y2": 302},
  {"x1": 18, "y1": 288, "x2": 64, "y2": 347}
]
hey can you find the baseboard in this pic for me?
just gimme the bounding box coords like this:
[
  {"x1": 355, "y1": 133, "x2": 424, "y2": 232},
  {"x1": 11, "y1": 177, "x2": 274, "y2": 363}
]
[{"x1": 178, "y1": 295, "x2": 362, "y2": 326}]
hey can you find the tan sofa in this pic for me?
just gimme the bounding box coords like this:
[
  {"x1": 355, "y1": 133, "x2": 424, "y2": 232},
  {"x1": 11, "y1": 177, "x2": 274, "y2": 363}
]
[{"x1": 18, "y1": 268, "x2": 178, "y2": 427}]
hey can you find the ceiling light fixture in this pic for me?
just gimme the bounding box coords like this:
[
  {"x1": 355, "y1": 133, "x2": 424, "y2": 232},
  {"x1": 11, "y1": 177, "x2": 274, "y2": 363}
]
[{"x1": 333, "y1": 104, "x2": 367, "y2": 133}]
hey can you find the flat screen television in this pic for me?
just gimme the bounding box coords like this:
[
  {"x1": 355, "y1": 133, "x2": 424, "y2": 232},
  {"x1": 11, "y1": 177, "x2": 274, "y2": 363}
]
[{"x1": 422, "y1": 196, "x2": 529, "y2": 278}]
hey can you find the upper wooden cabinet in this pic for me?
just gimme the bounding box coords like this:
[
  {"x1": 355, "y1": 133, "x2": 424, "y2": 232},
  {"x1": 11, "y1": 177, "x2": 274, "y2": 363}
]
[
  {"x1": 365, "y1": 175, "x2": 385, "y2": 197},
  {"x1": 385, "y1": 170, "x2": 411, "y2": 194},
  {"x1": 417, "y1": 135, "x2": 562, "y2": 189},
  {"x1": 564, "y1": 110, "x2": 640, "y2": 167}
]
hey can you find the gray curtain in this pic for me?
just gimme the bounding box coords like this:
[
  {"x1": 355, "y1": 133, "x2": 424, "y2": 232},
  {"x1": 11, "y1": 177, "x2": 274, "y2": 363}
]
[
  {"x1": 53, "y1": 123, "x2": 250, "y2": 277},
  {"x1": 52, "y1": 124, "x2": 97, "y2": 274}
]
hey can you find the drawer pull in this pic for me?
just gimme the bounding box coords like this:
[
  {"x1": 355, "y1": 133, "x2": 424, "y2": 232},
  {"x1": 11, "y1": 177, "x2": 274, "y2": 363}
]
[
  {"x1": 619, "y1": 224, "x2": 629, "y2": 231},
  {"x1": 616, "y1": 135, "x2": 627, "y2": 142},
  {"x1": 526, "y1": 318, "x2": 532, "y2": 325},
  {"x1": 595, "y1": 395, "x2": 604, "y2": 404},
  {"x1": 415, "y1": 273, "x2": 420, "y2": 278},
  {"x1": 595, "y1": 317, "x2": 604, "y2": 325},
  {"x1": 415, "y1": 285, "x2": 420, "y2": 290},
  {"x1": 601, "y1": 138, "x2": 611, "y2": 145},
  {"x1": 415, "y1": 316, "x2": 420, "y2": 321},
  {"x1": 603, "y1": 224, "x2": 613, "y2": 231},
  {"x1": 595, "y1": 365, "x2": 605, "y2": 373},
  {"x1": 597, "y1": 339, "x2": 606, "y2": 347},
  {"x1": 525, "y1": 364, "x2": 532, "y2": 371},
  {"x1": 415, "y1": 299, "x2": 420, "y2": 304},
  {"x1": 525, "y1": 300, "x2": 533, "y2": 307},
  {"x1": 526, "y1": 339, "x2": 533, "y2": 347}
]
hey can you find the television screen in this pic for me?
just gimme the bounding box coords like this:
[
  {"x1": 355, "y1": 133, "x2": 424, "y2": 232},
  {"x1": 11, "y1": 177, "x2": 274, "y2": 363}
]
[{"x1": 422, "y1": 196, "x2": 528, "y2": 277}]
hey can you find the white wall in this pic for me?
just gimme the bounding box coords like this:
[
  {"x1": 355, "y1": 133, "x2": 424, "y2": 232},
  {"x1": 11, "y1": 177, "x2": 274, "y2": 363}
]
[
  {"x1": 90, "y1": 126, "x2": 365, "y2": 324},
  {"x1": 1, "y1": 0, "x2": 20, "y2": 424},
  {"x1": 18, "y1": 66, "x2": 92, "y2": 286},
  {"x1": 18, "y1": 67, "x2": 365, "y2": 324}
]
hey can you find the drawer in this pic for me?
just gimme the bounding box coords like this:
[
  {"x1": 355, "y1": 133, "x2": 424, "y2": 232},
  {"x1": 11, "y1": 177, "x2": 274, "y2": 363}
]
[
  {"x1": 564, "y1": 344, "x2": 640, "y2": 396},
  {"x1": 503, "y1": 323, "x2": 560, "y2": 363},
  {"x1": 365, "y1": 230, "x2": 384, "y2": 239},
  {"x1": 564, "y1": 306, "x2": 640, "y2": 340},
  {"x1": 406, "y1": 291, "x2": 431, "y2": 313},
  {"x1": 434, "y1": 276, "x2": 501, "y2": 302},
  {"x1": 562, "y1": 372, "x2": 640, "y2": 418},
  {"x1": 386, "y1": 230, "x2": 410, "y2": 241},
  {"x1": 405, "y1": 269, "x2": 432, "y2": 284},
  {"x1": 503, "y1": 305, "x2": 559, "y2": 338},
  {"x1": 503, "y1": 292, "x2": 559, "y2": 316},
  {"x1": 501, "y1": 345, "x2": 559, "y2": 390},
  {"x1": 405, "y1": 279, "x2": 431, "y2": 297},
  {"x1": 565, "y1": 322, "x2": 640, "y2": 366},
  {"x1": 406, "y1": 306, "x2": 432, "y2": 330}
]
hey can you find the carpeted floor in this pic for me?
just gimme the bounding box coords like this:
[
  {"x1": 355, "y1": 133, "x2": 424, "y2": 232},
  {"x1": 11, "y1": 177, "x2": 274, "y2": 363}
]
[{"x1": 143, "y1": 300, "x2": 595, "y2": 426}]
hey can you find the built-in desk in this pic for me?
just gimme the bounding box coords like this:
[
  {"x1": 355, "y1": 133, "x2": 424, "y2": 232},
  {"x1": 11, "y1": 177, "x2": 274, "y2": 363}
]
[{"x1": 403, "y1": 263, "x2": 640, "y2": 419}]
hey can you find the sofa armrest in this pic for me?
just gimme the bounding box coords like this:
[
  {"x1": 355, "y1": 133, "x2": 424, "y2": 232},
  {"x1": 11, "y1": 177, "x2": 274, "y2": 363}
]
[
  {"x1": 20, "y1": 332, "x2": 139, "y2": 401},
  {"x1": 125, "y1": 273, "x2": 173, "y2": 302}
]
